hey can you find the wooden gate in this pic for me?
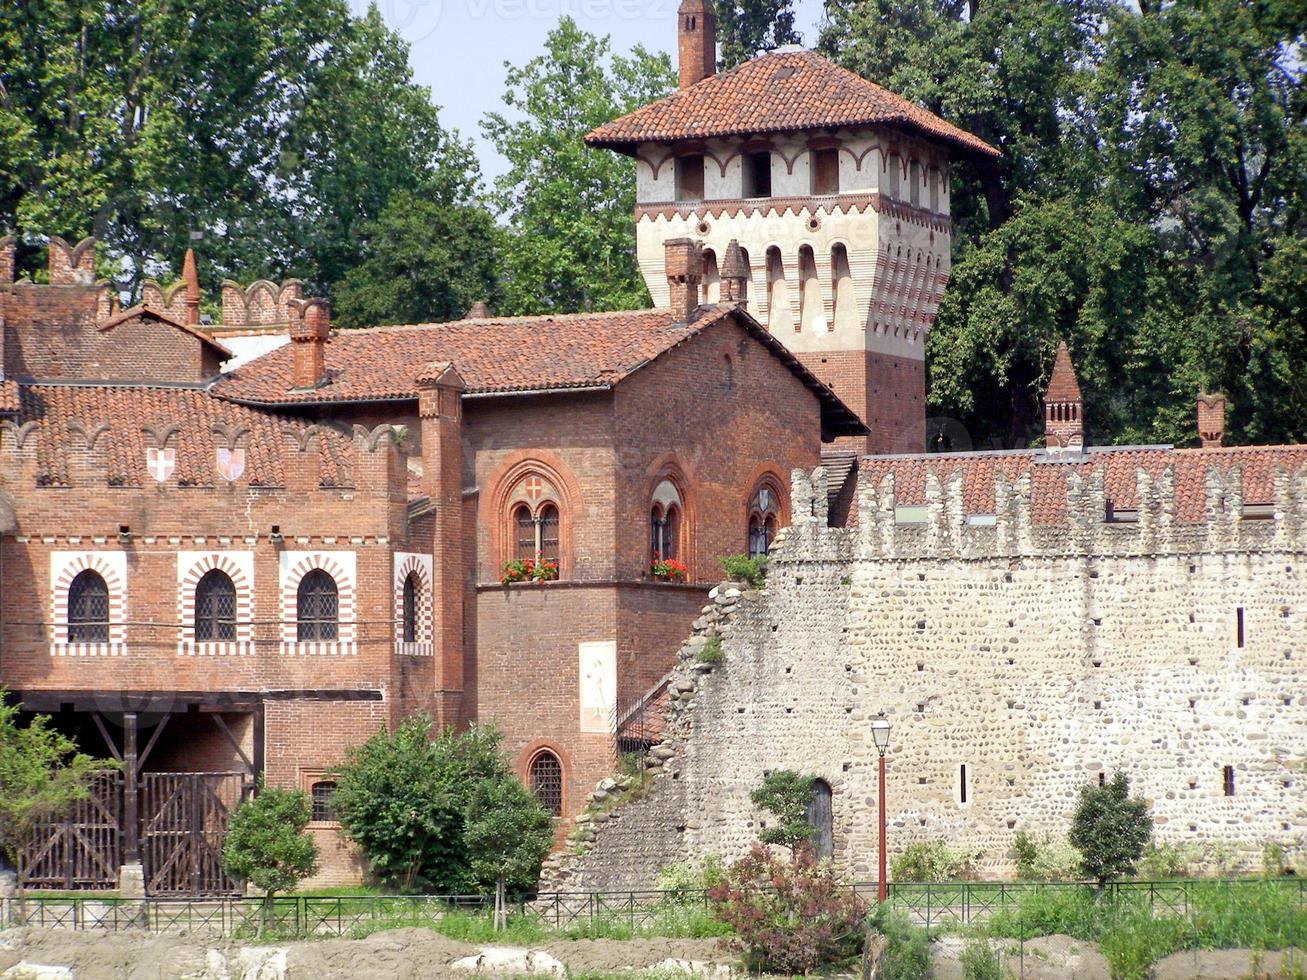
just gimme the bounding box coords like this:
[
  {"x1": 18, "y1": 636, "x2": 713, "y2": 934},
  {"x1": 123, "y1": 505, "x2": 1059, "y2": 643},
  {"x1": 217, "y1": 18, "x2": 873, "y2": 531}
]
[
  {"x1": 139, "y1": 772, "x2": 244, "y2": 896},
  {"x1": 16, "y1": 770, "x2": 123, "y2": 890}
]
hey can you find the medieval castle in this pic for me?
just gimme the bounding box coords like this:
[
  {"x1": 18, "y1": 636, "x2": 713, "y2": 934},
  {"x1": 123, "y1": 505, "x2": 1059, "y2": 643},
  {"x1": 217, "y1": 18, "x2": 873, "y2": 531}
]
[{"x1": 0, "y1": 0, "x2": 1301, "y2": 894}]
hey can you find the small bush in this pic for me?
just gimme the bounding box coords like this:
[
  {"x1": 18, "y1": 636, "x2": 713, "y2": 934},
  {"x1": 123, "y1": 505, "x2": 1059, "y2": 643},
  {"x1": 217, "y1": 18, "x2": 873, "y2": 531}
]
[
  {"x1": 222, "y1": 787, "x2": 319, "y2": 929},
  {"x1": 892, "y1": 839, "x2": 982, "y2": 882},
  {"x1": 718, "y1": 554, "x2": 767, "y2": 588},
  {"x1": 1012, "y1": 830, "x2": 1081, "y2": 881},
  {"x1": 1137, "y1": 839, "x2": 1201, "y2": 879},
  {"x1": 750, "y1": 770, "x2": 820, "y2": 851},
  {"x1": 708, "y1": 843, "x2": 867, "y2": 974},
  {"x1": 960, "y1": 937, "x2": 1001, "y2": 980},
  {"x1": 1069, "y1": 771, "x2": 1153, "y2": 885},
  {"x1": 871, "y1": 906, "x2": 930, "y2": 980},
  {"x1": 696, "y1": 633, "x2": 723, "y2": 664},
  {"x1": 655, "y1": 854, "x2": 724, "y2": 901}
]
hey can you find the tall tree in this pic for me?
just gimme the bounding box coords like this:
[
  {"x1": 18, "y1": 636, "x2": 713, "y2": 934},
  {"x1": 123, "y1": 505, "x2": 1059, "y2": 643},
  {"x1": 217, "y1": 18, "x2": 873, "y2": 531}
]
[
  {"x1": 482, "y1": 18, "x2": 675, "y2": 316},
  {"x1": 717, "y1": 0, "x2": 802, "y2": 69}
]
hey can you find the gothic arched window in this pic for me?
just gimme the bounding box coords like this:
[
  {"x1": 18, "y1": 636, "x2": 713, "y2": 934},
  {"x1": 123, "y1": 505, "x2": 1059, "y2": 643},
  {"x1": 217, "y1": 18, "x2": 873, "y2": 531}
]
[
  {"x1": 194, "y1": 568, "x2": 237, "y2": 642},
  {"x1": 401, "y1": 572, "x2": 419, "y2": 643},
  {"x1": 506, "y1": 473, "x2": 564, "y2": 575},
  {"x1": 297, "y1": 569, "x2": 338, "y2": 642},
  {"x1": 650, "y1": 478, "x2": 685, "y2": 562},
  {"x1": 67, "y1": 570, "x2": 109, "y2": 644},
  {"x1": 529, "y1": 750, "x2": 564, "y2": 817},
  {"x1": 748, "y1": 483, "x2": 781, "y2": 558}
]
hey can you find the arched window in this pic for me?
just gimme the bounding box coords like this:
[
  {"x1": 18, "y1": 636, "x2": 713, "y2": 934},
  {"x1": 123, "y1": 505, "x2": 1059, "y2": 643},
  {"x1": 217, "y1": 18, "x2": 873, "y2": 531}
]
[
  {"x1": 538, "y1": 504, "x2": 560, "y2": 563},
  {"x1": 748, "y1": 483, "x2": 781, "y2": 558},
  {"x1": 67, "y1": 570, "x2": 109, "y2": 644},
  {"x1": 310, "y1": 781, "x2": 338, "y2": 822},
  {"x1": 529, "y1": 750, "x2": 563, "y2": 817},
  {"x1": 194, "y1": 568, "x2": 237, "y2": 642},
  {"x1": 650, "y1": 479, "x2": 685, "y2": 561},
  {"x1": 506, "y1": 473, "x2": 564, "y2": 573},
  {"x1": 297, "y1": 569, "x2": 338, "y2": 642},
  {"x1": 702, "y1": 248, "x2": 720, "y2": 304},
  {"x1": 401, "y1": 572, "x2": 419, "y2": 643},
  {"x1": 806, "y1": 779, "x2": 833, "y2": 859}
]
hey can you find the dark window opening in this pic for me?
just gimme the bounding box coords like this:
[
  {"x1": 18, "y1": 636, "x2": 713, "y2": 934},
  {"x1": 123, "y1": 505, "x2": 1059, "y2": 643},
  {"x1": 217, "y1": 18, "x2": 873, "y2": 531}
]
[
  {"x1": 959, "y1": 764, "x2": 968, "y2": 804},
  {"x1": 806, "y1": 779, "x2": 833, "y2": 859},
  {"x1": 743, "y1": 151, "x2": 772, "y2": 197},
  {"x1": 1222, "y1": 765, "x2": 1235, "y2": 797},
  {"x1": 538, "y1": 504, "x2": 560, "y2": 563},
  {"x1": 1236, "y1": 607, "x2": 1245, "y2": 647},
  {"x1": 67, "y1": 570, "x2": 109, "y2": 644},
  {"x1": 297, "y1": 569, "x2": 338, "y2": 642},
  {"x1": 194, "y1": 568, "x2": 237, "y2": 642},
  {"x1": 402, "y1": 572, "x2": 419, "y2": 643},
  {"x1": 1098, "y1": 772, "x2": 1106, "y2": 786},
  {"x1": 529, "y1": 750, "x2": 563, "y2": 817},
  {"x1": 675, "y1": 155, "x2": 704, "y2": 201},
  {"x1": 310, "y1": 781, "x2": 338, "y2": 822},
  {"x1": 651, "y1": 505, "x2": 679, "y2": 560},
  {"x1": 514, "y1": 503, "x2": 536, "y2": 561},
  {"x1": 811, "y1": 148, "x2": 839, "y2": 195}
]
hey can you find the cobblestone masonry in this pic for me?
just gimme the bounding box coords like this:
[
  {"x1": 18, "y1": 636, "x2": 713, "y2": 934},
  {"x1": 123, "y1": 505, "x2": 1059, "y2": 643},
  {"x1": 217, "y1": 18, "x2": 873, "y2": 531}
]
[{"x1": 542, "y1": 461, "x2": 1307, "y2": 889}]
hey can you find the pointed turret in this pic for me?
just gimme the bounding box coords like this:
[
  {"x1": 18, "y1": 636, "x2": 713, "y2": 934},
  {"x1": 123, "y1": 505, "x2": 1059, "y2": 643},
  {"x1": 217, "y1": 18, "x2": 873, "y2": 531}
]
[
  {"x1": 1044, "y1": 340, "x2": 1084, "y2": 451},
  {"x1": 720, "y1": 239, "x2": 748, "y2": 304},
  {"x1": 182, "y1": 248, "x2": 201, "y2": 325}
]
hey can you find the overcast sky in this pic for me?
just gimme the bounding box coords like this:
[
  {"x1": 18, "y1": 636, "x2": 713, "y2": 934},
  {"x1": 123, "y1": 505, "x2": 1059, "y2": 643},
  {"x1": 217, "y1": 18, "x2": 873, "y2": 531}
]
[{"x1": 348, "y1": 0, "x2": 828, "y2": 186}]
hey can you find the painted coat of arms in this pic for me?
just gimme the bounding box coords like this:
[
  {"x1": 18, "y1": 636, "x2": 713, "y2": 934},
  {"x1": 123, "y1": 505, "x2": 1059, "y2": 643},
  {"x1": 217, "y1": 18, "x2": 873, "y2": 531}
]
[{"x1": 146, "y1": 447, "x2": 175, "y2": 482}]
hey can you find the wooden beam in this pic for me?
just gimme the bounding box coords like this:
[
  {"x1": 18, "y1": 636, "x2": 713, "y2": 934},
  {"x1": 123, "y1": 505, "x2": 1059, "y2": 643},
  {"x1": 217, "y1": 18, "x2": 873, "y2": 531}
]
[
  {"x1": 135, "y1": 713, "x2": 171, "y2": 771},
  {"x1": 122, "y1": 713, "x2": 139, "y2": 864},
  {"x1": 211, "y1": 713, "x2": 253, "y2": 774},
  {"x1": 89, "y1": 712, "x2": 123, "y2": 764}
]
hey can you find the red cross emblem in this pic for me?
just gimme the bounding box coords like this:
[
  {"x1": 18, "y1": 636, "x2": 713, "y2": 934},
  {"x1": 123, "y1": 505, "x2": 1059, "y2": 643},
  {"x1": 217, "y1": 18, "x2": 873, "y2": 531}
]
[{"x1": 524, "y1": 476, "x2": 544, "y2": 501}]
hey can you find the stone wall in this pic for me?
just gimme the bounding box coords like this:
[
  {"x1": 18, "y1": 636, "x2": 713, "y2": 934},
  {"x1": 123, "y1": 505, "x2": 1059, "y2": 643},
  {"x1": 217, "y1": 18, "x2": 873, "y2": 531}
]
[{"x1": 544, "y1": 461, "x2": 1307, "y2": 889}]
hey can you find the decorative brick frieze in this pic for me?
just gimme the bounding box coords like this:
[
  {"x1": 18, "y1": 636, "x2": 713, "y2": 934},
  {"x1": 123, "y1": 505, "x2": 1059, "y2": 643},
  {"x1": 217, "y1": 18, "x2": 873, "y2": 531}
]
[
  {"x1": 278, "y1": 551, "x2": 357, "y2": 656},
  {"x1": 48, "y1": 550, "x2": 128, "y2": 656},
  {"x1": 175, "y1": 551, "x2": 256, "y2": 656}
]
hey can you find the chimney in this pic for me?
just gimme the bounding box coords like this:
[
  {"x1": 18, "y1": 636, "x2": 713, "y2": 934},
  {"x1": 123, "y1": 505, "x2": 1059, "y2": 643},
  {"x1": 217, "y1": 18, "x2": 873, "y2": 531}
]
[
  {"x1": 0, "y1": 236, "x2": 13, "y2": 284},
  {"x1": 1043, "y1": 340, "x2": 1084, "y2": 452},
  {"x1": 1197, "y1": 392, "x2": 1226, "y2": 448},
  {"x1": 465, "y1": 301, "x2": 492, "y2": 319},
  {"x1": 289, "y1": 298, "x2": 330, "y2": 390},
  {"x1": 720, "y1": 239, "x2": 748, "y2": 304},
  {"x1": 664, "y1": 238, "x2": 703, "y2": 323},
  {"x1": 181, "y1": 248, "x2": 201, "y2": 325},
  {"x1": 678, "y1": 0, "x2": 716, "y2": 90}
]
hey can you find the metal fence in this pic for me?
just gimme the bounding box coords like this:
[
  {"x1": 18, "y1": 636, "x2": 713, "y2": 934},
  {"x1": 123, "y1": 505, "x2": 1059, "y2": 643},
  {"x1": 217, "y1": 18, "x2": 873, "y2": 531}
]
[{"x1": 3, "y1": 877, "x2": 1303, "y2": 940}]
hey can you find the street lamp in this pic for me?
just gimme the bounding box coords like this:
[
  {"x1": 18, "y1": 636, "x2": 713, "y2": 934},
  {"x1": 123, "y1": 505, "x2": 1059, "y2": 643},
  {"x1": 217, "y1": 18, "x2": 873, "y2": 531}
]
[{"x1": 871, "y1": 713, "x2": 892, "y2": 903}]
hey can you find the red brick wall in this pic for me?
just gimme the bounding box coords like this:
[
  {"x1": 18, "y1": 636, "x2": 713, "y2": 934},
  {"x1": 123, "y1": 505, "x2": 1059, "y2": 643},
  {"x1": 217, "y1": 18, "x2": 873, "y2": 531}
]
[{"x1": 796, "y1": 349, "x2": 925, "y2": 455}]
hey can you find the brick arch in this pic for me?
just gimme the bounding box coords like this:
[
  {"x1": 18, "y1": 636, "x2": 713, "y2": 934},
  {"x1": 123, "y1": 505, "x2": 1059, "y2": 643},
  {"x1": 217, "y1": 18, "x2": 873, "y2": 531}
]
[
  {"x1": 279, "y1": 551, "x2": 357, "y2": 655},
  {"x1": 517, "y1": 739, "x2": 573, "y2": 818},
  {"x1": 393, "y1": 552, "x2": 434, "y2": 656},
  {"x1": 484, "y1": 452, "x2": 581, "y2": 579},
  {"x1": 744, "y1": 465, "x2": 790, "y2": 554},
  {"x1": 176, "y1": 551, "x2": 255, "y2": 656},
  {"x1": 50, "y1": 551, "x2": 127, "y2": 655},
  {"x1": 642, "y1": 453, "x2": 698, "y2": 579}
]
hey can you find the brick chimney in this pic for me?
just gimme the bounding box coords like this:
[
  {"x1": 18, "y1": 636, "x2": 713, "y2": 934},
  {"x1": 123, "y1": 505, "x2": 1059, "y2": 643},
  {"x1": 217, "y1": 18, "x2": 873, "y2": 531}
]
[
  {"x1": 289, "y1": 299, "x2": 330, "y2": 390},
  {"x1": 1044, "y1": 340, "x2": 1084, "y2": 451},
  {"x1": 0, "y1": 236, "x2": 13, "y2": 284},
  {"x1": 181, "y1": 247, "x2": 201, "y2": 325},
  {"x1": 678, "y1": 0, "x2": 716, "y2": 90},
  {"x1": 465, "y1": 301, "x2": 491, "y2": 319},
  {"x1": 664, "y1": 238, "x2": 703, "y2": 323},
  {"x1": 720, "y1": 239, "x2": 748, "y2": 304},
  {"x1": 1197, "y1": 392, "x2": 1226, "y2": 448}
]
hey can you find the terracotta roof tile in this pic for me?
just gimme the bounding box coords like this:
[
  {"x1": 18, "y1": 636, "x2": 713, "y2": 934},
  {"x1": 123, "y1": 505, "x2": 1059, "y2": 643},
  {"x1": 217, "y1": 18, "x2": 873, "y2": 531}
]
[
  {"x1": 13, "y1": 384, "x2": 353, "y2": 488},
  {"x1": 0, "y1": 380, "x2": 18, "y2": 414},
  {"x1": 585, "y1": 50, "x2": 998, "y2": 158},
  {"x1": 214, "y1": 305, "x2": 867, "y2": 436},
  {"x1": 98, "y1": 305, "x2": 232, "y2": 357}
]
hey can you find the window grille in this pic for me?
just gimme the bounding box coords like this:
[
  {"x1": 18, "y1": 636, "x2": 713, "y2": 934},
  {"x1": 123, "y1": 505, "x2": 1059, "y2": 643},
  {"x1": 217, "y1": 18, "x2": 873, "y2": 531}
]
[
  {"x1": 538, "y1": 504, "x2": 560, "y2": 562},
  {"x1": 297, "y1": 569, "x2": 338, "y2": 642},
  {"x1": 1223, "y1": 765, "x2": 1236, "y2": 797},
  {"x1": 514, "y1": 504, "x2": 536, "y2": 561},
  {"x1": 67, "y1": 570, "x2": 109, "y2": 643},
  {"x1": 402, "y1": 572, "x2": 419, "y2": 643},
  {"x1": 310, "y1": 780, "x2": 338, "y2": 821},
  {"x1": 194, "y1": 569, "x2": 237, "y2": 642},
  {"x1": 529, "y1": 751, "x2": 563, "y2": 817}
]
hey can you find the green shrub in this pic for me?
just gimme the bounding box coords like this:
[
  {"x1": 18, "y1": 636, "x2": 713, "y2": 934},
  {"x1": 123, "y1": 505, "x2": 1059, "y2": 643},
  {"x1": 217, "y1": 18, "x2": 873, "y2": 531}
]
[
  {"x1": 696, "y1": 633, "x2": 724, "y2": 664},
  {"x1": 1069, "y1": 771, "x2": 1153, "y2": 885},
  {"x1": 1136, "y1": 839, "x2": 1201, "y2": 879},
  {"x1": 1012, "y1": 830, "x2": 1081, "y2": 881},
  {"x1": 892, "y1": 840, "x2": 983, "y2": 882},
  {"x1": 750, "y1": 770, "x2": 821, "y2": 851},
  {"x1": 222, "y1": 787, "x2": 319, "y2": 929},
  {"x1": 655, "y1": 854, "x2": 724, "y2": 901},
  {"x1": 718, "y1": 554, "x2": 767, "y2": 588},
  {"x1": 871, "y1": 906, "x2": 930, "y2": 980},
  {"x1": 959, "y1": 937, "x2": 1001, "y2": 980}
]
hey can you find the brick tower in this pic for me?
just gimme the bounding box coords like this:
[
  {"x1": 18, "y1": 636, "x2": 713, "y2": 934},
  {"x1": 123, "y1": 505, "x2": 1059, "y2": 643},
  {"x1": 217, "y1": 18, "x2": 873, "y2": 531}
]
[
  {"x1": 586, "y1": 13, "x2": 998, "y2": 454},
  {"x1": 1044, "y1": 340, "x2": 1084, "y2": 451}
]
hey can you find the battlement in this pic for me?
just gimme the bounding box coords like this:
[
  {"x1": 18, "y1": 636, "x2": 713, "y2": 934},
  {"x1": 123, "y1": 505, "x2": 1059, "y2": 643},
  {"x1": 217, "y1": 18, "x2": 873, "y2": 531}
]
[
  {"x1": 783, "y1": 447, "x2": 1307, "y2": 563},
  {"x1": 220, "y1": 278, "x2": 305, "y2": 330}
]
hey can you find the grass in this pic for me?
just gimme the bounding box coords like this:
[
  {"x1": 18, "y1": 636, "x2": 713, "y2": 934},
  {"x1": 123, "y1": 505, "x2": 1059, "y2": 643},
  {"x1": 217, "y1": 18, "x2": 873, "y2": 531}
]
[{"x1": 696, "y1": 633, "x2": 723, "y2": 664}]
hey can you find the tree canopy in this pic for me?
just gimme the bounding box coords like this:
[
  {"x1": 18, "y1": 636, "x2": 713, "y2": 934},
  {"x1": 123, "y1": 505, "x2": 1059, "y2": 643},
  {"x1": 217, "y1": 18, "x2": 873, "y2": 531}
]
[{"x1": 716, "y1": 0, "x2": 803, "y2": 69}]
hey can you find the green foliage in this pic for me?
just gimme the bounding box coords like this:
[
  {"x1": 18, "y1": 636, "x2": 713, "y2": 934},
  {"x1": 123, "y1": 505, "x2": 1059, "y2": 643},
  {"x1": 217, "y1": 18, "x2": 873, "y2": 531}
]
[
  {"x1": 463, "y1": 772, "x2": 553, "y2": 927},
  {"x1": 482, "y1": 18, "x2": 674, "y2": 316},
  {"x1": 655, "y1": 854, "x2": 726, "y2": 901},
  {"x1": 1069, "y1": 772, "x2": 1154, "y2": 886},
  {"x1": 332, "y1": 191, "x2": 499, "y2": 327},
  {"x1": 750, "y1": 770, "x2": 818, "y2": 851},
  {"x1": 892, "y1": 840, "x2": 983, "y2": 882},
  {"x1": 959, "y1": 937, "x2": 1001, "y2": 980},
  {"x1": 718, "y1": 554, "x2": 767, "y2": 588},
  {"x1": 708, "y1": 843, "x2": 867, "y2": 974},
  {"x1": 0, "y1": 1, "x2": 479, "y2": 301},
  {"x1": 696, "y1": 633, "x2": 724, "y2": 664},
  {"x1": 870, "y1": 906, "x2": 931, "y2": 980},
  {"x1": 716, "y1": 0, "x2": 802, "y2": 69},
  {"x1": 1012, "y1": 830, "x2": 1082, "y2": 882},
  {"x1": 221, "y1": 787, "x2": 319, "y2": 902},
  {"x1": 0, "y1": 691, "x2": 113, "y2": 866},
  {"x1": 1136, "y1": 840, "x2": 1202, "y2": 879},
  {"x1": 330, "y1": 718, "x2": 512, "y2": 892}
]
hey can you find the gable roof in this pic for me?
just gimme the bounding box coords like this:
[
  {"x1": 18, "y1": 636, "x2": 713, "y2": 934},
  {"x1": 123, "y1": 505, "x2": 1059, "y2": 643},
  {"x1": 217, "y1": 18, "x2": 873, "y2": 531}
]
[
  {"x1": 99, "y1": 305, "x2": 233, "y2": 358},
  {"x1": 585, "y1": 50, "x2": 998, "y2": 158},
  {"x1": 214, "y1": 304, "x2": 868, "y2": 437}
]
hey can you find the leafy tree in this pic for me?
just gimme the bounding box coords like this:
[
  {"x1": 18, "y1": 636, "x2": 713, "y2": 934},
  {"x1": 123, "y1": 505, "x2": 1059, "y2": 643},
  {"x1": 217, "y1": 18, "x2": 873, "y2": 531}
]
[
  {"x1": 1069, "y1": 771, "x2": 1153, "y2": 886},
  {"x1": 332, "y1": 191, "x2": 500, "y2": 327},
  {"x1": 222, "y1": 786, "x2": 319, "y2": 927},
  {"x1": 0, "y1": 691, "x2": 112, "y2": 868},
  {"x1": 330, "y1": 717, "x2": 508, "y2": 892},
  {"x1": 482, "y1": 18, "x2": 675, "y2": 316},
  {"x1": 750, "y1": 770, "x2": 818, "y2": 852},
  {"x1": 463, "y1": 774, "x2": 553, "y2": 929},
  {"x1": 716, "y1": 0, "x2": 802, "y2": 69}
]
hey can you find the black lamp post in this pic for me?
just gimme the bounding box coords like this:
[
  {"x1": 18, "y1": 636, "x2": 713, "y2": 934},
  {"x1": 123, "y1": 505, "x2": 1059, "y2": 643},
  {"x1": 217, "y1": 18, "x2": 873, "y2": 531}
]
[{"x1": 871, "y1": 713, "x2": 892, "y2": 903}]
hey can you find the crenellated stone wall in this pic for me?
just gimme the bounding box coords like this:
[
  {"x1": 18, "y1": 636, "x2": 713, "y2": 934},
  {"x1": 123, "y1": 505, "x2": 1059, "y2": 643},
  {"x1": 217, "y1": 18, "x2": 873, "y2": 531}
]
[{"x1": 543, "y1": 458, "x2": 1307, "y2": 889}]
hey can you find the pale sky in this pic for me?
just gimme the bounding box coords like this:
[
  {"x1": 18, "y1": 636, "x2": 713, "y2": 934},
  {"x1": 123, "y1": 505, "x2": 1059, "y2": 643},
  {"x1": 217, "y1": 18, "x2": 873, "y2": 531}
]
[{"x1": 348, "y1": 0, "x2": 828, "y2": 186}]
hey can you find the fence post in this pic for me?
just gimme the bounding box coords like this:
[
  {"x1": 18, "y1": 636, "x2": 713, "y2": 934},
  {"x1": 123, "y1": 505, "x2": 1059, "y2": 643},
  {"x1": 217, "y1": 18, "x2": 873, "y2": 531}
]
[{"x1": 926, "y1": 884, "x2": 932, "y2": 940}]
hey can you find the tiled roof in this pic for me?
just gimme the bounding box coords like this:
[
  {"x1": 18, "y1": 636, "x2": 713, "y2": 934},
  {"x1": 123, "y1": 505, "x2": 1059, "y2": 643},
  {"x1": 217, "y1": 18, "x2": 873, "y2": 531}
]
[
  {"x1": 99, "y1": 305, "x2": 233, "y2": 358},
  {"x1": 1046, "y1": 341, "x2": 1082, "y2": 403},
  {"x1": 214, "y1": 305, "x2": 867, "y2": 436},
  {"x1": 585, "y1": 50, "x2": 998, "y2": 158},
  {"x1": 0, "y1": 380, "x2": 18, "y2": 414},
  {"x1": 861, "y1": 445, "x2": 1307, "y2": 525},
  {"x1": 12, "y1": 384, "x2": 353, "y2": 488}
]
